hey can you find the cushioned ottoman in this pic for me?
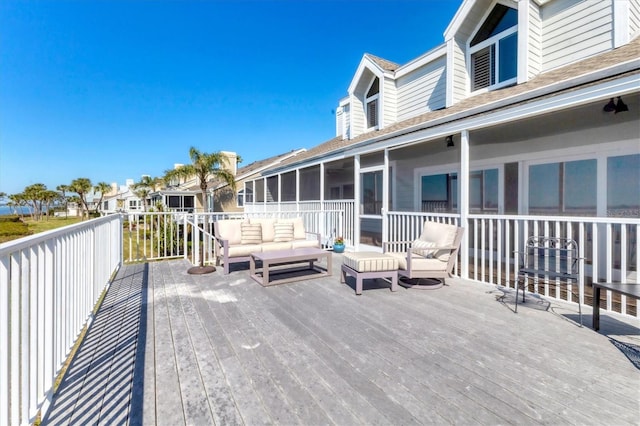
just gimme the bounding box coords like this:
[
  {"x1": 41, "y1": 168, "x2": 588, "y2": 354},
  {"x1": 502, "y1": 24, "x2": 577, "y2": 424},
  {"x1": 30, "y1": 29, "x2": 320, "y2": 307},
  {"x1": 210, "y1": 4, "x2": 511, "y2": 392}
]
[{"x1": 341, "y1": 252, "x2": 399, "y2": 295}]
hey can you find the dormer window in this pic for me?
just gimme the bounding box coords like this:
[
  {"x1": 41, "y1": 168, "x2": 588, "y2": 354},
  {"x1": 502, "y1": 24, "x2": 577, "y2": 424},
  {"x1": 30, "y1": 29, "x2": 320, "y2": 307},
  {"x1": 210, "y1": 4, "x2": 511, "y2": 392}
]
[
  {"x1": 366, "y1": 77, "x2": 379, "y2": 129},
  {"x1": 470, "y1": 4, "x2": 517, "y2": 92}
]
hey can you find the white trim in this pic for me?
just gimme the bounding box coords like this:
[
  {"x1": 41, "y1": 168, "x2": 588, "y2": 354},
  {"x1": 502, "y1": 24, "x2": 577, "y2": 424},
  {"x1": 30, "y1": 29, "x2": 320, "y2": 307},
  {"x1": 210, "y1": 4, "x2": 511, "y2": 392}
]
[
  {"x1": 395, "y1": 45, "x2": 447, "y2": 78},
  {"x1": 517, "y1": 0, "x2": 530, "y2": 84},
  {"x1": 446, "y1": 39, "x2": 455, "y2": 107},
  {"x1": 347, "y1": 55, "x2": 386, "y2": 95},
  {"x1": 614, "y1": 0, "x2": 631, "y2": 48}
]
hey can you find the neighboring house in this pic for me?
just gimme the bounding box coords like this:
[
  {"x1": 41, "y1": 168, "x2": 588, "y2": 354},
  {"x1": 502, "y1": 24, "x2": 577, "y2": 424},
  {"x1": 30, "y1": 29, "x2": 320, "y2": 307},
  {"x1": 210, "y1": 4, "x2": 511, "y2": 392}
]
[
  {"x1": 101, "y1": 179, "x2": 147, "y2": 214},
  {"x1": 243, "y1": 0, "x2": 640, "y2": 287},
  {"x1": 209, "y1": 148, "x2": 306, "y2": 212},
  {"x1": 151, "y1": 152, "x2": 239, "y2": 213}
]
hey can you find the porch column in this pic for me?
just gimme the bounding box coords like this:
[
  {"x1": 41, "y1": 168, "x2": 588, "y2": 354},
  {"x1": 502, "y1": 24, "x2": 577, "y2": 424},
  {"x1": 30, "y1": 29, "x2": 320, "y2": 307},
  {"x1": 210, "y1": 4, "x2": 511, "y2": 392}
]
[
  {"x1": 320, "y1": 162, "x2": 326, "y2": 241},
  {"x1": 460, "y1": 130, "x2": 470, "y2": 279},
  {"x1": 278, "y1": 173, "x2": 282, "y2": 208},
  {"x1": 382, "y1": 149, "x2": 390, "y2": 246},
  {"x1": 263, "y1": 177, "x2": 267, "y2": 212},
  {"x1": 296, "y1": 169, "x2": 300, "y2": 212},
  {"x1": 354, "y1": 154, "x2": 361, "y2": 250}
]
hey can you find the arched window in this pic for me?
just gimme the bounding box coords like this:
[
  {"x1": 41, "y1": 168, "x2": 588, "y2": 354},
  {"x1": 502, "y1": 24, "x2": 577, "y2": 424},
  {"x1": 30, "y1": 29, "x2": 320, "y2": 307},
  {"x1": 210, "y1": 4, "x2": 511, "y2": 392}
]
[{"x1": 469, "y1": 4, "x2": 518, "y2": 91}]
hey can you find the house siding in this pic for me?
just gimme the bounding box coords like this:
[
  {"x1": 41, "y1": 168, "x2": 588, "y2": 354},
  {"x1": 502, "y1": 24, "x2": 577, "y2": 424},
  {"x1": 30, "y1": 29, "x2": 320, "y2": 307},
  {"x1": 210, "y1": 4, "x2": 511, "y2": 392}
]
[
  {"x1": 450, "y1": 36, "x2": 468, "y2": 105},
  {"x1": 335, "y1": 108, "x2": 343, "y2": 138},
  {"x1": 631, "y1": 0, "x2": 640, "y2": 37},
  {"x1": 527, "y1": 0, "x2": 543, "y2": 79},
  {"x1": 351, "y1": 94, "x2": 365, "y2": 139},
  {"x1": 541, "y1": 0, "x2": 613, "y2": 70},
  {"x1": 382, "y1": 76, "x2": 397, "y2": 128},
  {"x1": 397, "y1": 57, "x2": 447, "y2": 121}
]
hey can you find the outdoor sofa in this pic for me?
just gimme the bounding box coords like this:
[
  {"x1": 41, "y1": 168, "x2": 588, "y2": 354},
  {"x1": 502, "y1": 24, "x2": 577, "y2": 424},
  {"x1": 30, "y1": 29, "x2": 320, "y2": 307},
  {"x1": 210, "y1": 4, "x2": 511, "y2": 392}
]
[{"x1": 214, "y1": 217, "x2": 321, "y2": 274}]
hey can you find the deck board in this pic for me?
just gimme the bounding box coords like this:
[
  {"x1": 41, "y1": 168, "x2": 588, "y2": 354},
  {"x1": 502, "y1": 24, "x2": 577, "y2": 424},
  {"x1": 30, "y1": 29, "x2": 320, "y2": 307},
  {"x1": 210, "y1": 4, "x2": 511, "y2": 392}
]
[{"x1": 43, "y1": 257, "x2": 640, "y2": 425}]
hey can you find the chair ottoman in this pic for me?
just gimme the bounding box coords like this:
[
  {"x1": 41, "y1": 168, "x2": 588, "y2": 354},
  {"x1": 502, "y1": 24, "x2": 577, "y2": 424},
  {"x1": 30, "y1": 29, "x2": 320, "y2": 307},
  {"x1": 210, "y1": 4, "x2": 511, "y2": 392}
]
[{"x1": 341, "y1": 252, "x2": 399, "y2": 295}]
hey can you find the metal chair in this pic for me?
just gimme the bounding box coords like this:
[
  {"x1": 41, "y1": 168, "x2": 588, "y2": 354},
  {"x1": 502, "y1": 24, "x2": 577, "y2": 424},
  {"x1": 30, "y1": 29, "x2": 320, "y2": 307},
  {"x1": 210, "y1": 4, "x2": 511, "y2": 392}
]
[{"x1": 515, "y1": 236, "x2": 582, "y2": 326}]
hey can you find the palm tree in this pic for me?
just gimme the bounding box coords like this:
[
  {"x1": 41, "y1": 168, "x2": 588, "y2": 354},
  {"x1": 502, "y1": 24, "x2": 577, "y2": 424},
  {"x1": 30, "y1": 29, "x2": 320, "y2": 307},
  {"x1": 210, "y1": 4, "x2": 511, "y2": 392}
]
[
  {"x1": 23, "y1": 183, "x2": 47, "y2": 220},
  {"x1": 132, "y1": 176, "x2": 162, "y2": 211},
  {"x1": 56, "y1": 184, "x2": 70, "y2": 218},
  {"x1": 70, "y1": 178, "x2": 93, "y2": 219},
  {"x1": 164, "y1": 147, "x2": 236, "y2": 273},
  {"x1": 8, "y1": 193, "x2": 26, "y2": 217},
  {"x1": 42, "y1": 190, "x2": 59, "y2": 220},
  {"x1": 93, "y1": 182, "x2": 111, "y2": 214}
]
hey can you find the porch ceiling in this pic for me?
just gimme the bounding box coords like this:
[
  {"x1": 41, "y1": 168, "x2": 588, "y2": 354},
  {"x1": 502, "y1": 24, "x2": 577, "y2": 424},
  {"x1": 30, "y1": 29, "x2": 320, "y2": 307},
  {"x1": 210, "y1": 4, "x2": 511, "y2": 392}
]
[{"x1": 471, "y1": 93, "x2": 640, "y2": 145}]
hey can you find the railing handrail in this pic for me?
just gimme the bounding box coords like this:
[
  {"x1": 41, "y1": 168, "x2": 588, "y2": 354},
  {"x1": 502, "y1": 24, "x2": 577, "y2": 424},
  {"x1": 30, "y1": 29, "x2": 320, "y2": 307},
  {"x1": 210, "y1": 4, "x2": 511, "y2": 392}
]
[
  {"x1": 387, "y1": 210, "x2": 640, "y2": 225},
  {"x1": 0, "y1": 214, "x2": 120, "y2": 255}
]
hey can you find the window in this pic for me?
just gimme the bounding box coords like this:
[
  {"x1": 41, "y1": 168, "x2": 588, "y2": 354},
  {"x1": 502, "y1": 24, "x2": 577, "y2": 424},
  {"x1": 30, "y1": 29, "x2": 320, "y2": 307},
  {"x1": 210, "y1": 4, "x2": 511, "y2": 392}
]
[
  {"x1": 528, "y1": 159, "x2": 597, "y2": 215},
  {"x1": 366, "y1": 77, "x2": 379, "y2": 129},
  {"x1": 237, "y1": 189, "x2": 245, "y2": 207},
  {"x1": 470, "y1": 169, "x2": 498, "y2": 212},
  {"x1": 421, "y1": 172, "x2": 458, "y2": 213},
  {"x1": 361, "y1": 170, "x2": 383, "y2": 215},
  {"x1": 470, "y1": 5, "x2": 517, "y2": 91},
  {"x1": 244, "y1": 184, "x2": 254, "y2": 203},
  {"x1": 607, "y1": 154, "x2": 640, "y2": 217}
]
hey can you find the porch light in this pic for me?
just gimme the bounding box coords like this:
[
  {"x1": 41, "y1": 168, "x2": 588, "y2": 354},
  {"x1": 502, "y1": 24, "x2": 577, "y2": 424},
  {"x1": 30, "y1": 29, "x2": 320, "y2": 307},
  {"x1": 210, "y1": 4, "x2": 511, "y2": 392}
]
[
  {"x1": 603, "y1": 98, "x2": 616, "y2": 112},
  {"x1": 615, "y1": 96, "x2": 629, "y2": 113},
  {"x1": 603, "y1": 97, "x2": 629, "y2": 113},
  {"x1": 445, "y1": 135, "x2": 454, "y2": 148}
]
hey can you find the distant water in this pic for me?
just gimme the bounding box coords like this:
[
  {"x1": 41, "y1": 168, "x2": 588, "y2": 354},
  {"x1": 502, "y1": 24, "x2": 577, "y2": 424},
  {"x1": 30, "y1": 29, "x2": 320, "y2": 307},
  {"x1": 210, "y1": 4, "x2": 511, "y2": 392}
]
[{"x1": 0, "y1": 205, "x2": 34, "y2": 216}]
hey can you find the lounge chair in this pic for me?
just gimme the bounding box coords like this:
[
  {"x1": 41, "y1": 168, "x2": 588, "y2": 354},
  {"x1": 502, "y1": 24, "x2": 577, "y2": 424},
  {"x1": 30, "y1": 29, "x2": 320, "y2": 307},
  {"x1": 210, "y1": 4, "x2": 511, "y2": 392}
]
[{"x1": 383, "y1": 221, "x2": 464, "y2": 289}]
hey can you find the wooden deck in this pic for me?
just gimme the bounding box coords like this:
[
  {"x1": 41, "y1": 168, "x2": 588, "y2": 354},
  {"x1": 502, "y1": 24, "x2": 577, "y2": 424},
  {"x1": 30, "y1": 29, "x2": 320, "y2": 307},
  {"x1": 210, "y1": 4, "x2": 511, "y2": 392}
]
[{"x1": 43, "y1": 256, "x2": 640, "y2": 425}]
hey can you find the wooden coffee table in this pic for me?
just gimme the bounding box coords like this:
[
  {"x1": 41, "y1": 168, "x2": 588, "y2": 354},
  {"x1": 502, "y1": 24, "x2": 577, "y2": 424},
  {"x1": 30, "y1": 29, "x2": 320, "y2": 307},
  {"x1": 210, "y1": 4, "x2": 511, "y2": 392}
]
[{"x1": 249, "y1": 247, "x2": 332, "y2": 286}]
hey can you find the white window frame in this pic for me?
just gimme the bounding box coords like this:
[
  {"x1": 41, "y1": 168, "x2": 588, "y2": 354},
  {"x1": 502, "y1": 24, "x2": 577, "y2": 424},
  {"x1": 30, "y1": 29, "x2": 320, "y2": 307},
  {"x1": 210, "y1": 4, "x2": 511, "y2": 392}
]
[
  {"x1": 237, "y1": 188, "x2": 245, "y2": 208},
  {"x1": 414, "y1": 162, "x2": 504, "y2": 214},
  {"x1": 365, "y1": 77, "x2": 379, "y2": 130},
  {"x1": 468, "y1": 21, "x2": 517, "y2": 93}
]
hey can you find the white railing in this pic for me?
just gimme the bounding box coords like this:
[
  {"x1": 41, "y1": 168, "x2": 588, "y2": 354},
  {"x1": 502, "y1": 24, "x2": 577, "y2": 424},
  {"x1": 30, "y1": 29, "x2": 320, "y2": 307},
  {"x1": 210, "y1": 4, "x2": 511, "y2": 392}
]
[
  {"x1": 385, "y1": 211, "x2": 639, "y2": 318},
  {"x1": 123, "y1": 209, "x2": 349, "y2": 265},
  {"x1": 124, "y1": 212, "x2": 188, "y2": 263},
  {"x1": 0, "y1": 215, "x2": 122, "y2": 426},
  {"x1": 244, "y1": 200, "x2": 356, "y2": 246}
]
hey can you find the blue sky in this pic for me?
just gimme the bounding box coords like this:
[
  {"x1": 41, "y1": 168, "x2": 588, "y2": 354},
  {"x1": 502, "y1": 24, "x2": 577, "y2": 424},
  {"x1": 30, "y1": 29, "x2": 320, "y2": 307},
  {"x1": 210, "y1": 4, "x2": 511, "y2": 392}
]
[{"x1": 0, "y1": 0, "x2": 461, "y2": 195}]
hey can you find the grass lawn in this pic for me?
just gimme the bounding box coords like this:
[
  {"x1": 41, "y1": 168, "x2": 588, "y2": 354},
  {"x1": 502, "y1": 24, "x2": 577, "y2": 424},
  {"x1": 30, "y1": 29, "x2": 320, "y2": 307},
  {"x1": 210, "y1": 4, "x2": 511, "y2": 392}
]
[
  {"x1": 23, "y1": 216, "x2": 83, "y2": 233},
  {"x1": 0, "y1": 216, "x2": 84, "y2": 244}
]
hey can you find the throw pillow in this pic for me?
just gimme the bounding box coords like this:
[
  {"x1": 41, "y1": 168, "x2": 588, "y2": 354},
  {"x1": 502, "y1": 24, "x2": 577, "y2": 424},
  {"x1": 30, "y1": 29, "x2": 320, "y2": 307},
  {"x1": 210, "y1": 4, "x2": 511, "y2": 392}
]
[
  {"x1": 412, "y1": 239, "x2": 437, "y2": 258},
  {"x1": 241, "y1": 223, "x2": 262, "y2": 245},
  {"x1": 273, "y1": 222, "x2": 294, "y2": 242}
]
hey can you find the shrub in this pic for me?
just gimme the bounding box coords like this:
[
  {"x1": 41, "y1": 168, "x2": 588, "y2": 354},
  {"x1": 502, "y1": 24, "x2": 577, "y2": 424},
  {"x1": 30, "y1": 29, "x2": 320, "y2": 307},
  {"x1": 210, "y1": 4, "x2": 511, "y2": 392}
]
[{"x1": 0, "y1": 215, "x2": 21, "y2": 223}]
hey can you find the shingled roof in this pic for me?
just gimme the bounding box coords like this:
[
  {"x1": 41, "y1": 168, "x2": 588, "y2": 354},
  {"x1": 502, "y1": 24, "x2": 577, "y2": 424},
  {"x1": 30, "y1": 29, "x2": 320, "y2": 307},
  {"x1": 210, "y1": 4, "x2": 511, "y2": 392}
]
[
  {"x1": 365, "y1": 53, "x2": 400, "y2": 72},
  {"x1": 271, "y1": 36, "x2": 640, "y2": 172}
]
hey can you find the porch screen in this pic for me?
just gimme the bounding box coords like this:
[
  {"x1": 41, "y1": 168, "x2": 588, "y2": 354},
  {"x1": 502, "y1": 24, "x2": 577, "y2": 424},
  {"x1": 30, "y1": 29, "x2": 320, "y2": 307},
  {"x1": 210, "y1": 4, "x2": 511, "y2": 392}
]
[
  {"x1": 608, "y1": 154, "x2": 640, "y2": 217},
  {"x1": 421, "y1": 173, "x2": 457, "y2": 213},
  {"x1": 528, "y1": 159, "x2": 596, "y2": 215}
]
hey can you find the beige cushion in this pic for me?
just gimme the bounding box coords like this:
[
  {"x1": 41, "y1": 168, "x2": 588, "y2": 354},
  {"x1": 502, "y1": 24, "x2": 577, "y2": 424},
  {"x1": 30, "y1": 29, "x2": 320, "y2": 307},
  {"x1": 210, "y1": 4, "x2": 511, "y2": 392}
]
[
  {"x1": 261, "y1": 241, "x2": 293, "y2": 252},
  {"x1": 418, "y1": 221, "x2": 459, "y2": 261},
  {"x1": 387, "y1": 252, "x2": 448, "y2": 271},
  {"x1": 412, "y1": 240, "x2": 437, "y2": 257},
  {"x1": 277, "y1": 217, "x2": 306, "y2": 240},
  {"x1": 342, "y1": 252, "x2": 398, "y2": 272},
  {"x1": 249, "y1": 218, "x2": 276, "y2": 242},
  {"x1": 228, "y1": 244, "x2": 261, "y2": 257},
  {"x1": 241, "y1": 223, "x2": 262, "y2": 245},
  {"x1": 216, "y1": 219, "x2": 245, "y2": 245},
  {"x1": 273, "y1": 222, "x2": 294, "y2": 242},
  {"x1": 292, "y1": 239, "x2": 320, "y2": 249}
]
